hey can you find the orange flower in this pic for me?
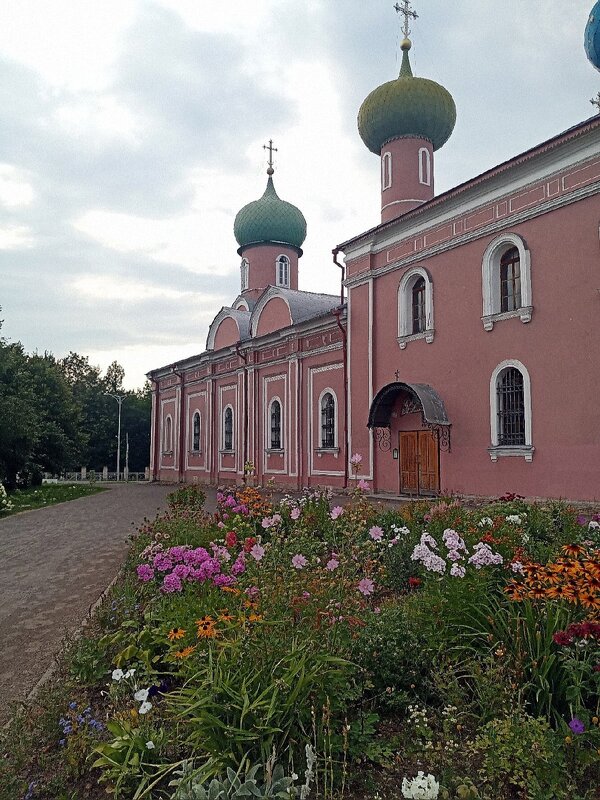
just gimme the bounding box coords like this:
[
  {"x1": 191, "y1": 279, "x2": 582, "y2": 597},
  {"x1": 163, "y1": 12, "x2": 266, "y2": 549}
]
[
  {"x1": 546, "y1": 584, "x2": 576, "y2": 601},
  {"x1": 528, "y1": 585, "x2": 547, "y2": 600},
  {"x1": 196, "y1": 615, "x2": 214, "y2": 625},
  {"x1": 167, "y1": 627, "x2": 186, "y2": 641},
  {"x1": 505, "y1": 584, "x2": 527, "y2": 601},
  {"x1": 218, "y1": 609, "x2": 234, "y2": 622},
  {"x1": 562, "y1": 544, "x2": 585, "y2": 557},
  {"x1": 578, "y1": 591, "x2": 600, "y2": 610},
  {"x1": 248, "y1": 613, "x2": 263, "y2": 623},
  {"x1": 196, "y1": 617, "x2": 218, "y2": 638},
  {"x1": 174, "y1": 645, "x2": 196, "y2": 659},
  {"x1": 243, "y1": 600, "x2": 258, "y2": 610},
  {"x1": 220, "y1": 586, "x2": 241, "y2": 595}
]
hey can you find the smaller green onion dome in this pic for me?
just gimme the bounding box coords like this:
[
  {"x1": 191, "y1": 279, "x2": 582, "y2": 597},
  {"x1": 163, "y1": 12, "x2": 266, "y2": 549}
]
[
  {"x1": 234, "y1": 171, "x2": 307, "y2": 252},
  {"x1": 358, "y1": 40, "x2": 456, "y2": 154}
]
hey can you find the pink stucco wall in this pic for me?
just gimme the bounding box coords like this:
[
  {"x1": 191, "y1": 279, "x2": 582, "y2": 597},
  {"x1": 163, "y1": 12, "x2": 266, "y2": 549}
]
[
  {"x1": 255, "y1": 297, "x2": 292, "y2": 337},
  {"x1": 241, "y1": 243, "x2": 299, "y2": 293},
  {"x1": 381, "y1": 137, "x2": 434, "y2": 222},
  {"x1": 214, "y1": 317, "x2": 240, "y2": 350}
]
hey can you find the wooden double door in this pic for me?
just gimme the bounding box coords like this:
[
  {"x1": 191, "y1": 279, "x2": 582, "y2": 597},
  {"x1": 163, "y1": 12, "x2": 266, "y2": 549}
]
[{"x1": 399, "y1": 430, "x2": 440, "y2": 495}]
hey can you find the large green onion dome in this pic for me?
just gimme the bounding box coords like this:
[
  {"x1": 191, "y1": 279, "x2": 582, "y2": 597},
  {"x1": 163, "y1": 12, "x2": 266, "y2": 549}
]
[
  {"x1": 358, "y1": 39, "x2": 456, "y2": 154},
  {"x1": 234, "y1": 170, "x2": 307, "y2": 252}
]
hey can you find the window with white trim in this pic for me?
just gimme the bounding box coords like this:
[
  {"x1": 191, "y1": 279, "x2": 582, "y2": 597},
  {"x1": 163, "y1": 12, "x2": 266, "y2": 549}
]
[
  {"x1": 418, "y1": 147, "x2": 431, "y2": 186},
  {"x1": 191, "y1": 411, "x2": 201, "y2": 452},
  {"x1": 276, "y1": 255, "x2": 290, "y2": 287},
  {"x1": 320, "y1": 392, "x2": 336, "y2": 448},
  {"x1": 240, "y1": 258, "x2": 249, "y2": 291},
  {"x1": 382, "y1": 151, "x2": 392, "y2": 190},
  {"x1": 269, "y1": 399, "x2": 282, "y2": 449},
  {"x1": 164, "y1": 414, "x2": 173, "y2": 453},
  {"x1": 398, "y1": 267, "x2": 434, "y2": 348},
  {"x1": 482, "y1": 233, "x2": 532, "y2": 330},
  {"x1": 488, "y1": 360, "x2": 534, "y2": 462},
  {"x1": 223, "y1": 406, "x2": 233, "y2": 451}
]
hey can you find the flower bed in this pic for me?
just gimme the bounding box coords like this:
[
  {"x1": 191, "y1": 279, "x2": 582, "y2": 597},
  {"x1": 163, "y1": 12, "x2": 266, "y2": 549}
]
[{"x1": 1, "y1": 484, "x2": 598, "y2": 799}]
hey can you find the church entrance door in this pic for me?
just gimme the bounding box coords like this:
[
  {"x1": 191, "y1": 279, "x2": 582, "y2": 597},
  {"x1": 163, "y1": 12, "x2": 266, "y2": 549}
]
[{"x1": 399, "y1": 430, "x2": 439, "y2": 496}]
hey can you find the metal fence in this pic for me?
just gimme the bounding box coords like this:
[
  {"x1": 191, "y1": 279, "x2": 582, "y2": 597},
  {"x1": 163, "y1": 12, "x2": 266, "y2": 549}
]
[{"x1": 46, "y1": 471, "x2": 149, "y2": 483}]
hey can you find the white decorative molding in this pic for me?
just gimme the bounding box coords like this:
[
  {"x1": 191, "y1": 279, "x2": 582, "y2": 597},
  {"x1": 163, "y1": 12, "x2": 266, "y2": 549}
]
[
  {"x1": 382, "y1": 151, "x2": 392, "y2": 191},
  {"x1": 397, "y1": 266, "x2": 435, "y2": 346},
  {"x1": 482, "y1": 233, "x2": 532, "y2": 330},
  {"x1": 489, "y1": 359, "x2": 533, "y2": 460},
  {"x1": 418, "y1": 147, "x2": 431, "y2": 186},
  {"x1": 482, "y1": 306, "x2": 533, "y2": 331},
  {"x1": 488, "y1": 445, "x2": 535, "y2": 463},
  {"x1": 308, "y1": 364, "x2": 344, "y2": 477}
]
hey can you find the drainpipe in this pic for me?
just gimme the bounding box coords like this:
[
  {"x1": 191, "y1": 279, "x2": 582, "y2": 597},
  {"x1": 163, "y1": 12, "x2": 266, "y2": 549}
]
[
  {"x1": 235, "y1": 342, "x2": 248, "y2": 484},
  {"x1": 151, "y1": 378, "x2": 160, "y2": 481},
  {"x1": 332, "y1": 307, "x2": 348, "y2": 489},
  {"x1": 172, "y1": 365, "x2": 186, "y2": 483},
  {"x1": 332, "y1": 247, "x2": 345, "y2": 305}
]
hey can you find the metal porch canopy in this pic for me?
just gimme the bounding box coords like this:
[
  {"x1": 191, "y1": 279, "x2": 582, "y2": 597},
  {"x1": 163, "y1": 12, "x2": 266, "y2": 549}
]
[{"x1": 367, "y1": 382, "x2": 450, "y2": 429}]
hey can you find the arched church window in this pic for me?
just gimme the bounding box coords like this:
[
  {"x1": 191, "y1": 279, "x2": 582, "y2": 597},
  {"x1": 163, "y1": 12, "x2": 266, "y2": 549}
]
[
  {"x1": 164, "y1": 415, "x2": 173, "y2": 452},
  {"x1": 276, "y1": 255, "x2": 290, "y2": 288},
  {"x1": 488, "y1": 359, "x2": 534, "y2": 462},
  {"x1": 223, "y1": 406, "x2": 233, "y2": 451},
  {"x1": 500, "y1": 247, "x2": 521, "y2": 313},
  {"x1": 411, "y1": 277, "x2": 426, "y2": 334},
  {"x1": 192, "y1": 411, "x2": 201, "y2": 451},
  {"x1": 418, "y1": 147, "x2": 431, "y2": 186},
  {"x1": 320, "y1": 392, "x2": 336, "y2": 448},
  {"x1": 269, "y1": 399, "x2": 282, "y2": 449},
  {"x1": 382, "y1": 151, "x2": 392, "y2": 190},
  {"x1": 241, "y1": 258, "x2": 249, "y2": 291}
]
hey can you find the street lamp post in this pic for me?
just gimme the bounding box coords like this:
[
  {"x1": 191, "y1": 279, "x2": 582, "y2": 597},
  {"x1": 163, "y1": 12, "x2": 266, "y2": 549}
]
[{"x1": 105, "y1": 393, "x2": 125, "y2": 481}]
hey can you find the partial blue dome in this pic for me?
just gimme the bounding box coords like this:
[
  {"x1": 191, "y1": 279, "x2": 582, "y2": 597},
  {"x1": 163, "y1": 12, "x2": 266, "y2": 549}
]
[{"x1": 585, "y1": 1, "x2": 600, "y2": 71}]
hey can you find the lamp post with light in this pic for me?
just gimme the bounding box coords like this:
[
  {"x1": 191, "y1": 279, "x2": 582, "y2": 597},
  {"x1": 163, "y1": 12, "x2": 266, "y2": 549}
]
[{"x1": 105, "y1": 393, "x2": 125, "y2": 480}]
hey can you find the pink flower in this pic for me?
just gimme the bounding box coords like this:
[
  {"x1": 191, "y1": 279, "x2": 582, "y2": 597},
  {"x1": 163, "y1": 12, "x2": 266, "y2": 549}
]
[
  {"x1": 217, "y1": 521, "x2": 225, "y2": 529},
  {"x1": 358, "y1": 578, "x2": 375, "y2": 596},
  {"x1": 162, "y1": 573, "x2": 182, "y2": 593},
  {"x1": 172, "y1": 564, "x2": 191, "y2": 580},
  {"x1": 369, "y1": 526, "x2": 384, "y2": 541},
  {"x1": 290, "y1": 507, "x2": 301, "y2": 520},
  {"x1": 153, "y1": 553, "x2": 173, "y2": 572},
  {"x1": 292, "y1": 554, "x2": 308, "y2": 570},
  {"x1": 350, "y1": 453, "x2": 363, "y2": 465},
  {"x1": 245, "y1": 585, "x2": 260, "y2": 598},
  {"x1": 330, "y1": 506, "x2": 344, "y2": 520},
  {"x1": 250, "y1": 544, "x2": 265, "y2": 561},
  {"x1": 136, "y1": 564, "x2": 154, "y2": 582},
  {"x1": 357, "y1": 479, "x2": 370, "y2": 491},
  {"x1": 326, "y1": 558, "x2": 339, "y2": 571},
  {"x1": 261, "y1": 517, "x2": 272, "y2": 529}
]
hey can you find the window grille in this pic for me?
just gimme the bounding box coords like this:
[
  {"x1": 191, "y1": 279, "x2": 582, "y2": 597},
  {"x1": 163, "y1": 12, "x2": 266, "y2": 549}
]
[
  {"x1": 270, "y1": 400, "x2": 281, "y2": 449},
  {"x1": 497, "y1": 368, "x2": 525, "y2": 446},
  {"x1": 412, "y1": 277, "x2": 426, "y2": 334},
  {"x1": 321, "y1": 393, "x2": 335, "y2": 448},
  {"x1": 500, "y1": 247, "x2": 521, "y2": 312},
  {"x1": 224, "y1": 407, "x2": 233, "y2": 450},
  {"x1": 192, "y1": 412, "x2": 200, "y2": 451}
]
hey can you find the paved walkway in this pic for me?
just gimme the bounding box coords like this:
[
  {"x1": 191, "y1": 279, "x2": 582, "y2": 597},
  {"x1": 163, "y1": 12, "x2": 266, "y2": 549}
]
[{"x1": 0, "y1": 483, "x2": 174, "y2": 724}]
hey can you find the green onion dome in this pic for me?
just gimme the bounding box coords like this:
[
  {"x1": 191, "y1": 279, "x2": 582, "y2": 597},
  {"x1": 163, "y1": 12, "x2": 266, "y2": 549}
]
[
  {"x1": 234, "y1": 171, "x2": 307, "y2": 252},
  {"x1": 358, "y1": 39, "x2": 456, "y2": 154}
]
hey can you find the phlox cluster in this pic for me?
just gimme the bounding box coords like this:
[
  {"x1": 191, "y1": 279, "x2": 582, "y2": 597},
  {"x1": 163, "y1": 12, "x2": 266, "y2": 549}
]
[
  {"x1": 401, "y1": 771, "x2": 440, "y2": 799},
  {"x1": 411, "y1": 529, "x2": 503, "y2": 577},
  {"x1": 137, "y1": 540, "x2": 247, "y2": 594}
]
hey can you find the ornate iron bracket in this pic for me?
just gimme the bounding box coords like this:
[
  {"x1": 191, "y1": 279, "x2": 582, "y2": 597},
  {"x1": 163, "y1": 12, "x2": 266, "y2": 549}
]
[
  {"x1": 373, "y1": 427, "x2": 391, "y2": 452},
  {"x1": 425, "y1": 423, "x2": 452, "y2": 452}
]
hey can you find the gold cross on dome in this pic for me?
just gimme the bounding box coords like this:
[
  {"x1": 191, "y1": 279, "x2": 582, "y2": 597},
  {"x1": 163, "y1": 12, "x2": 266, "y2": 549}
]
[
  {"x1": 591, "y1": 92, "x2": 600, "y2": 114},
  {"x1": 394, "y1": 0, "x2": 418, "y2": 38},
  {"x1": 263, "y1": 139, "x2": 278, "y2": 169}
]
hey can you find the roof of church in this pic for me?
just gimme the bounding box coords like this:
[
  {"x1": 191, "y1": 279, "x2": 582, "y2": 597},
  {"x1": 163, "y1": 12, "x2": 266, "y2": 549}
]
[
  {"x1": 268, "y1": 287, "x2": 341, "y2": 325},
  {"x1": 234, "y1": 173, "x2": 307, "y2": 252},
  {"x1": 358, "y1": 39, "x2": 456, "y2": 154},
  {"x1": 339, "y1": 114, "x2": 600, "y2": 250}
]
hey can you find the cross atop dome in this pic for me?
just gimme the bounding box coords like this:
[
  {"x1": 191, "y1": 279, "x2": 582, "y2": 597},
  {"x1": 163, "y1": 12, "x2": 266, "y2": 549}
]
[
  {"x1": 394, "y1": 0, "x2": 418, "y2": 39},
  {"x1": 263, "y1": 139, "x2": 278, "y2": 175}
]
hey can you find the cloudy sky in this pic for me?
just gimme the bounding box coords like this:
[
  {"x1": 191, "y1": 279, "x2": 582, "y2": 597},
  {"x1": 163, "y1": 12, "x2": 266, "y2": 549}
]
[{"x1": 1, "y1": 1, "x2": 598, "y2": 389}]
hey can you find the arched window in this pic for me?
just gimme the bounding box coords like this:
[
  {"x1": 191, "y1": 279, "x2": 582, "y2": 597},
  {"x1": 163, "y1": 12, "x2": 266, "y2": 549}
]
[
  {"x1": 269, "y1": 399, "x2": 282, "y2": 449},
  {"x1": 191, "y1": 411, "x2": 201, "y2": 451},
  {"x1": 223, "y1": 406, "x2": 233, "y2": 451},
  {"x1": 276, "y1": 255, "x2": 290, "y2": 288},
  {"x1": 382, "y1": 151, "x2": 392, "y2": 190},
  {"x1": 418, "y1": 147, "x2": 431, "y2": 186},
  {"x1": 320, "y1": 392, "x2": 336, "y2": 448},
  {"x1": 411, "y1": 277, "x2": 426, "y2": 334},
  {"x1": 398, "y1": 267, "x2": 434, "y2": 347},
  {"x1": 164, "y1": 415, "x2": 173, "y2": 452},
  {"x1": 240, "y1": 258, "x2": 249, "y2": 291},
  {"x1": 482, "y1": 234, "x2": 532, "y2": 330},
  {"x1": 489, "y1": 360, "x2": 534, "y2": 461},
  {"x1": 500, "y1": 247, "x2": 521, "y2": 312}
]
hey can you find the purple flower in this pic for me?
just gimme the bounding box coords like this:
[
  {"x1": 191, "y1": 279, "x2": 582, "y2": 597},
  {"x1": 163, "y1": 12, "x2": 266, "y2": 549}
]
[
  {"x1": 450, "y1": 564, "x2": 466, "y2": 578},
  {"x1": 290, "y1": 507, "x2": 301, "y2": 520},
  {"x1": 172, "y1": 563, "x2": 191, "y2": 580},
  {"x1": 358, "y1": 578, "x2": 375, "y2": 596},
  {"x1": 213, "y1": 574, "x2": 236, "y2": 587},
  {"x1": 261, "y1": 517, "x2": 273, "y2": 529},
  {"x1": 576, "y1": 515, "x2": 587, "y2": 526},
  {"x1": 231, "y1": 555, "x2": 246, "y2": 575},
  {"x1": 330, "y1": 506, "x2": 344, "y2": 520},
  {"x1": 168, "y1": 546, "x2": 187, "y2": 563},
  {"x1": 326, "y1": 558, "x2": 339, "y2": 571},
  {"x1": 568, "y1": 718, "x2": 585, "y2": 735},
  {"x1": 137, "y1": 564, "x2": 155, "y2": 582},
  {"x1": 250, "y1": 544, "x2": 265, "y2": 561},
  {"x1": 350, "y1": 453, "x2": 363, "y2": 465},
  {"x1": 292, "y1": 554, "x2": 308, "y2": 570},
  {"x1": 161, "y1": 573, "x2": 182, "y2": 593},
  {"x1": 369, "y1": 525, "x2": 384, "y2": 541},
  {"x1": 153, "y1": 553, "x2": 173, "y2": 572},
  {"x1": 225, "y1": 495, "x2": 237, "y2": 507},
  {"x1": 357, "y1": 479, "x2": 370, "y2": 491}
]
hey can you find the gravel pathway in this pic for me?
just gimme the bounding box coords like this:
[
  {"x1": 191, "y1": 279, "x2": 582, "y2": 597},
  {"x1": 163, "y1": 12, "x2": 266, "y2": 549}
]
[{"x1": 0, "y1": 483, "x2": 174, "y2": 724}]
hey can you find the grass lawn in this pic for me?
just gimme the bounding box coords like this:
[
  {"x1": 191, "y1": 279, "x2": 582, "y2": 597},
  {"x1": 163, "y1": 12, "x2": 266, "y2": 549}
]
[{"x1": 0, "y1": 483, "x2": 106, "y2": 517}]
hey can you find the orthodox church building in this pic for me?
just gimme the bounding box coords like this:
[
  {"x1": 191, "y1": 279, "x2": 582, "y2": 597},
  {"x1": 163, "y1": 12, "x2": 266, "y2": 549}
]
[{"x1": 149, "y1": 8, "x2": 600, "y2": 502}]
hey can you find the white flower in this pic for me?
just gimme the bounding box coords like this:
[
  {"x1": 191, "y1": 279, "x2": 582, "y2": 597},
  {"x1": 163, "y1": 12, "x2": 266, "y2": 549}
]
[
  {"x1": 134, "y1": 688, "x2": 149, "y2": 702},
  {"x1": 402, "y1": 771, "x2": 440, "y2": 799},
  {"x1": 139, "y1": 701, "x2": 152, "y2": 715},
  {"x1": 145, "y1": 740, "x2": 155, "y2": 749},
  {"x1": 111, "y1": 669, "x2": 124, "y2": 681},
  {"x1": 124, "y1": 668, "x2": 136, "y2": 678},
  {"x1": 588, "y1": 520, "x2": 600, "y2": 530},
  {"x1": 478, "y1": 517, "x2": 493, "y2": 527},
  {"x1": 506, "y1": 514, "x2": 522, "y2": 525}
]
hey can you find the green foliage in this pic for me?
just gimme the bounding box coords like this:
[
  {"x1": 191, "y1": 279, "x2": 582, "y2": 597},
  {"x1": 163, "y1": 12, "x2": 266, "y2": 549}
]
[
  {"x1": 169, "y1": 762, "x2": 296, "y2": 800},
  {"x1": 472, "y1": 714, "x2": 566, "y2": 799},
  {"x1": 70, "y1": 635, "x2": 112, "y2": 684},
  {"x1": 168, "y1": 485, "x2": 207, "y2": 514}
]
